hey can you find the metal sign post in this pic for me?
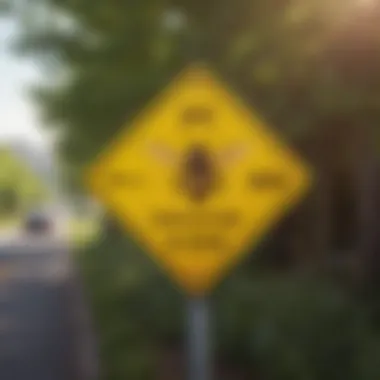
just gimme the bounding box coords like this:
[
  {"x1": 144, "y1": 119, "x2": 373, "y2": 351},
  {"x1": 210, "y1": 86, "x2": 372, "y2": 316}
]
[{"x1": 187, "y1": 297, "x2": 212, "y2": 380}]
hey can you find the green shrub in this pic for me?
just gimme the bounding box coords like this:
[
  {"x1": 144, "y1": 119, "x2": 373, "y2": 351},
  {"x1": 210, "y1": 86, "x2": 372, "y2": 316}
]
[{"x1": 78, "y1": 233, "x2": 380, "y2": 380}]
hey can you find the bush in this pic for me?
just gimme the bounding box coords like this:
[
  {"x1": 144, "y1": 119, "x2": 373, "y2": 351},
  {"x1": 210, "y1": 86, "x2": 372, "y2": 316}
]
[
  {"x1": 78, "y1": 233, "x2": 380, "y2": 380},
  {"x1": 78, "y1": 230, "x2": 182, "y2": 380},
  {"x1": 216, "y1": 273, "x2": 379, "y2": 380}
]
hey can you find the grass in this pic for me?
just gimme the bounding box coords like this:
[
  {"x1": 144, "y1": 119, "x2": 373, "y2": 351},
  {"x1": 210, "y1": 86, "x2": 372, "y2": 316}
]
[
  {"x1": 0, "y1": 214, "x2": 101, "y2": 247},
  {"x1": 0, "y1": 216, "x2": 21, "y2": 230},
  {"x1": 68, "y1": 216, "x2": 101, "y2": 246}
]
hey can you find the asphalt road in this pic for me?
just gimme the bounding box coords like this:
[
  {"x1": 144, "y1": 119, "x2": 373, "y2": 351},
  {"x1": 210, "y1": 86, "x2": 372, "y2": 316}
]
[{"x1": 0, "y1": 236, "x2": 98, "y2": 380}]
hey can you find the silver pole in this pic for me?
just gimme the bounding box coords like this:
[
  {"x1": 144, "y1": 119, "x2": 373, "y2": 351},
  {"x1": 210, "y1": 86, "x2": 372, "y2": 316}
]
[{"x1": 186, "y1": 296, "x2": 212, "y2": 380}]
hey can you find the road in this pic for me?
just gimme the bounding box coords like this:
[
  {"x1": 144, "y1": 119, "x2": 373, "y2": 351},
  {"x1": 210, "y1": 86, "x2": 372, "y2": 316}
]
[{"x1": 0, "y1": 235, "x2": 98, "y2": 380}]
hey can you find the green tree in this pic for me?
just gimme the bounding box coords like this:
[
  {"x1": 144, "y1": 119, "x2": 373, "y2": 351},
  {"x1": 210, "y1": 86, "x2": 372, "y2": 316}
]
[
  {"x1": 0, "y1": 186, "x2": 18, "y2": 216},
  {"x1": 13, "y1": 0, "x2": 380, "y2": 191},
  {"x1": 0, "y1": 147, "x2": 50, "y2": 213}
]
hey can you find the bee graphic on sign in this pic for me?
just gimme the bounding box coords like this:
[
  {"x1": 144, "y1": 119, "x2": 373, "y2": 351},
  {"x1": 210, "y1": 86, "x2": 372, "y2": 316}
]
[{"x1": 147, "y1": 142, "x2": 249, "y2": 202}]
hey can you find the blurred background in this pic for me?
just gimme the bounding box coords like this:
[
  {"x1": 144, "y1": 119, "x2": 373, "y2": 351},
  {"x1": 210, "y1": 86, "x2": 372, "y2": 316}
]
[{"x1": 1, "y1": 0, "x2": 380, "y2": 379}]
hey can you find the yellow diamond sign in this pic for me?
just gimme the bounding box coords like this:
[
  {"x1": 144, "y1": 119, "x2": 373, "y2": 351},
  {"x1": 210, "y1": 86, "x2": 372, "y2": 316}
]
[{"x1": 86, "y1": 64, "x2": 312, "y2": 295}]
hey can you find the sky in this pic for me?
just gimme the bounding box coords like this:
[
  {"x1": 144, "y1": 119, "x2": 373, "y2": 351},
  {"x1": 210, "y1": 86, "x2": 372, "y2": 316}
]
[{"x1": 0, "y1": 18, "x2": 49, "y2": 148}]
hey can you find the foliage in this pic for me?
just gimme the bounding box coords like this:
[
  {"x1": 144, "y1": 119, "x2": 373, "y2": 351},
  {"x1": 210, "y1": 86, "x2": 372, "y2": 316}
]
[
  {"x1": 79, "y1": 232, "x2": 380, "y2": 379},
  {"x1": 0, "y1": 187, "x2": 19, "y2": 216},
  {"x1": 217, "y1": 273, "x2": 380, "y2": 380},
  {"x1": 11, "y1": 0, "x2": 380, "y2": 192},
  {"x1": 0, "y1": 147, "x2": 49, "y2": 216},
  {"x1": 78, "y1": 230, "x2": 183, "y2": 379}
]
